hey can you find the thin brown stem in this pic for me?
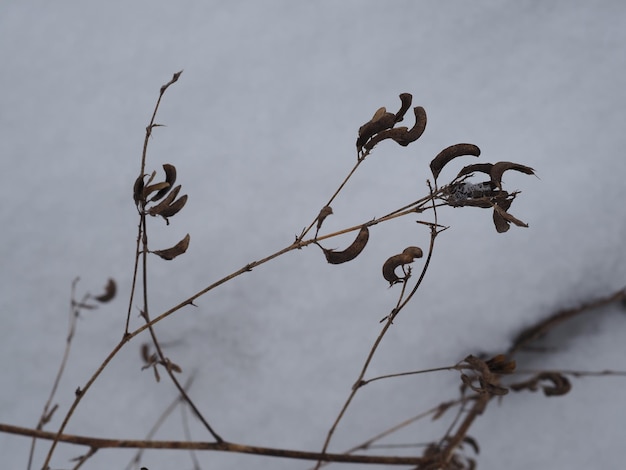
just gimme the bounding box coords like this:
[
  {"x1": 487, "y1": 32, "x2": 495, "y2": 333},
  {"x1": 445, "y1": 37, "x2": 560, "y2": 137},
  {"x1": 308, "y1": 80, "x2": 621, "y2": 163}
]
[{"x1": 2, "y1": 423, "x2": 426, "y2": 466}]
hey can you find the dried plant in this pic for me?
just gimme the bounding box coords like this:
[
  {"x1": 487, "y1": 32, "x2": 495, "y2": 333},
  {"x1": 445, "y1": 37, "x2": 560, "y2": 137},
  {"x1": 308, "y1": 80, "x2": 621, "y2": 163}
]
[{"x1": 1, "y1": 72, "x2": 624, "y2": 470}]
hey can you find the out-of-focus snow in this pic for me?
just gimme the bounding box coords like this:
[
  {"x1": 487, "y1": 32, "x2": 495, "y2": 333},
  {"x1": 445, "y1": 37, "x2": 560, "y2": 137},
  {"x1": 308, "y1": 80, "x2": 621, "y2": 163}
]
[{"x1": 1, "y1": 2, "x2": 625, "y2": 469}]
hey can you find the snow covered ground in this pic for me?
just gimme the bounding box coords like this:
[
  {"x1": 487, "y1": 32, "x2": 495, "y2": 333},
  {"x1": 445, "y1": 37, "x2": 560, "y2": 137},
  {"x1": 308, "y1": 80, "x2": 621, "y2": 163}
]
[{"x1": 1, "y1": 2, "x2": 625, "y2": 469}]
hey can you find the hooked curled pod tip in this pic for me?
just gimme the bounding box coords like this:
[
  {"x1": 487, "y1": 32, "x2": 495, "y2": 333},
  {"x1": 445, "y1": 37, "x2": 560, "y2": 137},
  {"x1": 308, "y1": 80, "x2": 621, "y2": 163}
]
[
  {"x1": 322, "y1": 225, "x2": 370, "y2": 265},
  {"x1": 382, "y1": 246, "x2": 423, "y2": 285},
  {"x1": 430, "y1": 143, "x2": 481, "y2": 181}
]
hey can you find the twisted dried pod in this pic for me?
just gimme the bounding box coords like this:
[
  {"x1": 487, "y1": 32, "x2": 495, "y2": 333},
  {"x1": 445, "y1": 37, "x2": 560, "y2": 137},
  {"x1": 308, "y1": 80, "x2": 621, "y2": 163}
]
[
  {"x1": 133, "y1": 175, "x2": 145, "y2": 206},
  {"x1": 455, "y1": 163, "x2": 494, "y2": 180},
  {"x1": 490, "y1": 161, "x2": 535, "y2": 189},
  {"x1": 363, "y1": 106, "x2": 427, "y2": 151},
  {"x1": 356, "y1": 107, "x2": 396, "y2": 152},
  {"x1": 316, "y1": 205, "x2": 333, "y2": 231},
  {"x1": 430, "y1": 143, "x2": 481, "y2": 181},
  {"x1": 322, "y1": 225, "x2": 369, "y2": 264},
  {"x1": 157, "y1": 194, "x2": 188, "y2": 220},
  {"x1": 394, "y1": 93, "x2": 413, "y2": 122},
  {"x1": 382, "y1": 246, "x2": 423, "y2": 285},
  {"x1": 149, "y1": 163, "x2": 177, "y2": 202}
]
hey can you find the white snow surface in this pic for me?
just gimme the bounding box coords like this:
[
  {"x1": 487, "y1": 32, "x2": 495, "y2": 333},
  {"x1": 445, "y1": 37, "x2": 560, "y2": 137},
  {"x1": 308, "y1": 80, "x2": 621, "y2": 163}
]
[{"x1": 1, "y1": 2, "x2": 625, "y2": 469}]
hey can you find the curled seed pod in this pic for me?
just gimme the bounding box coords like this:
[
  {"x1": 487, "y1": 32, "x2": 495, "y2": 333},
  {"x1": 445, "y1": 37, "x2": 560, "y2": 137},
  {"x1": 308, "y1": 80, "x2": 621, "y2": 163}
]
[
  {"x1": 430, "y1": 143, "x2": 481, "y2": 181},
  {"x1": 492, "y1": 206, "x2": 510, "y2": 233},
  {"x1": 157, "y1": 194, "x2": 188, "y2": 221},
  {"x1": 382, "y1": 246, "x2": 423, "y2": 285},
  {"x1": 152, "y1": 233, "x2": 190, "y2": 260},
  {"x1": 392, "y1": 106, "x2": 427, "y2": 146},
  {"x1": 323, "y1": 225, "x2": 369, "y2": 264},
  {"x1": 150, "y1": 164, "x2": 177, "y2": 202},
  {"x1": 394, "y1": 93, "x2": 413, "y2": 122},
  {"x1": 356, "y1": 107, "x2": 397, "y2": 152},
  {"x1": 148, "y1": 184, "x2": 182, "y2": 217},
  {"x1": 363, "y1": 106, "x2": 428, "y2": 151},
  {"x1": 363, "y1": 126, "x2": 408, "y2": 151},
  {"x1": 142, "y1": 181, "x2": 170, "y2": 201},
  {"x1": 133, "y1": 175, "x2": 145, "y2": 206},
  {"x1": 316, "y1": 206, "x2": 333, "y2": 231},
  {"x1": 493, "y1": 203, "x2": 528, "y2": 229},
  {"x1": 455, "y1": 163, "x2": 494, "y2": 180},
  {"x1": 93, "y1": 278, "x2": 117, "y2": 303},
  {"x1": 490, "y1": 161, "x2": 536, "y2": 189}
]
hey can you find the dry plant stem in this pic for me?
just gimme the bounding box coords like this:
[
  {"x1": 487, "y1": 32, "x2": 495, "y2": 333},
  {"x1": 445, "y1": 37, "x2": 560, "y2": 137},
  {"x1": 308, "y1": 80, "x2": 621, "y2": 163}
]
[
  {"x1": 2, "y1": 423, "x2": 427, "y2": 466},
  {"x1": 310, "y1": 398, "x2": 466, "y2": 470},
  {"x1": 441, "y1": 394, "x2": 490, "y2": 465},
  {"x1": 298, "y1": 157, "x2": 364, "y2": 241},
  {"x1": 124, "y1": 70, "x2": 182, "y2": 336},
  {"x1": 27, "y1": 278, "x2": 83, "y2": 470},
  {"x1": 314, "y1": 185, "x2": 440, "y2": 469},
  {"x1": 359, "y1": 365, "x2": 456, "y2": 386},
  {"x1": 71, "y1": 446, "x2": 97, "y2": 470},
  {"x1": 130, "y1": 202, "x2": 432, "y2": 339},
  {"x1": 137, "y1": 194, "x2": 221, "y2": 442}
]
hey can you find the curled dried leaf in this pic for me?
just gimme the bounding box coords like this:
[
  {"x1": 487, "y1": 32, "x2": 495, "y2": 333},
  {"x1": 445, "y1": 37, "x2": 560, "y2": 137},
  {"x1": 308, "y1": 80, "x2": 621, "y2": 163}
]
[
  {"x1": 430, "y1": 143, "x2": 481, "y2": 181},
  {"x1": 150, "y1": 164, "x2": 177, "y2": 202},
  {"x1": 382, "y1": 246, "x2": 423, "y2": 285},
  {"x1": 152, "y1": 233, "x2": 190, "y2": 260},
  {"x1": 93, "y1": 278, "x2": 117, "y2": 303},
  {"x1": 322, "y1": 225, "x2": 369, "y2": 264},
  {"x1": 490, "y1": 161, "x2": 535, "y2": 190}
]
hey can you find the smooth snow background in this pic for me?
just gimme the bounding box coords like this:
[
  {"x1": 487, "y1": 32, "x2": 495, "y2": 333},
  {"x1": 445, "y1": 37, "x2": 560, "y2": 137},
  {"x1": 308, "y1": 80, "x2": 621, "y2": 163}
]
[{"x1": 1, "y1": 1, "x2": 625, "y2": 469}]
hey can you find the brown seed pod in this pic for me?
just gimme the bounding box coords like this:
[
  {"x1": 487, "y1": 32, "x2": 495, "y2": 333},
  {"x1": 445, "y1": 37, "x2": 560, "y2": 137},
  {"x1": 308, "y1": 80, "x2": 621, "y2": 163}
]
[
  {"x1": 316, "y1": 205, "x2": 333, "y2": 231},
  {"x1": 148, "y1": 184, "x2": 182, "y2": 217},
  {"x1": 323, "y1": 225, "x2": 369, "y2": 264},
  {"x1": 430, "y1": 143, "x2": 481, "y2": 181},
  {"x1": 490, "y1": 161, "x2": 535, "y2": 189},
  {"x1": 152, "y1": 233, "x2": 190, "y2": 260},
  {"x1": 393, "y1": 106, "x2": 427, "y2": 146},
  {"x1": 394, "y1": 93, "x2": 413, "y2": 122},
  {"x1": 133, "y1": 175, "x2": 145, "y2": 206},
  {"x1": 382, "y1": 246, "x2": 423, "y2": 285},
  {"x1": 493, "y1": 203, "x2": 528, "y2": 229},
  {"x1": 150, "y1": 164, "x2": 177, "y2": 202},
  {"x1": 93, "y1": 278, "x2": 117, "y2": 303},
  {"x1": 455, "y1": 163, "x2": 494, "y2": 180},
  {"x1": 157, "y1": 194, "x2": 187, "y2": 220},
  {"x1": 356, "y1": 107, "x2": 397, "y2": 152},
  {"x1": 363, "y1": 106, "x2": 427, "y2": 151}
]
